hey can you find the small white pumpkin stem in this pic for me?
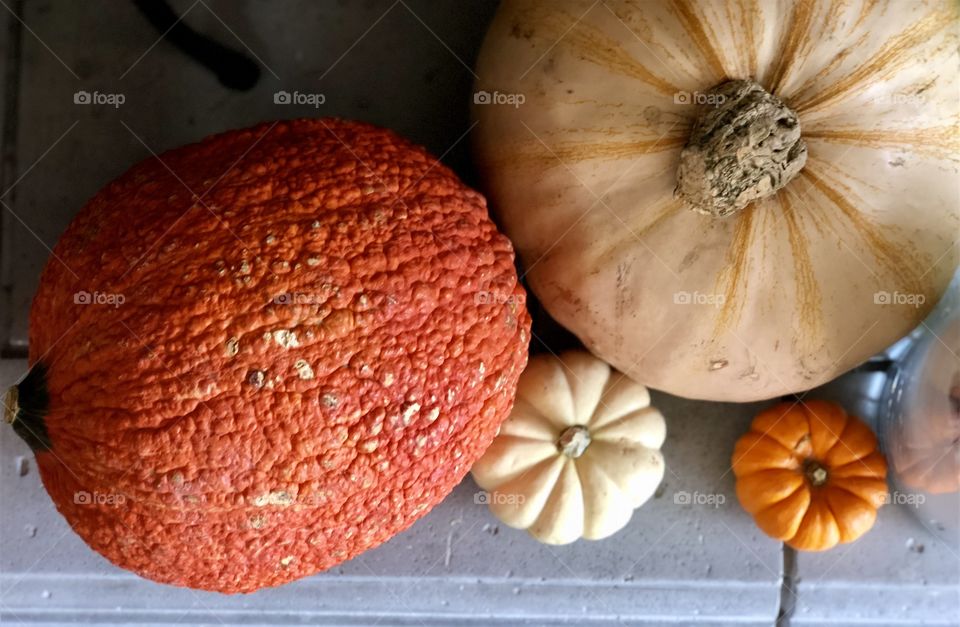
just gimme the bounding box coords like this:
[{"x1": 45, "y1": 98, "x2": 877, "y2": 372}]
[
  {"x1": 557, "y1": 425, "x2": 592, "y2": 458},
  {"x1": 676, "y1": 79, "x2": 807, "y2": 218}
]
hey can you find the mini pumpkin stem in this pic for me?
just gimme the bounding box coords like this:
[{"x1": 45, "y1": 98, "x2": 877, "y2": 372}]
[
  {"x1": 557, "y1": 425, "x2": 592, "y2": 458},
  {"x1": 803, "y1": 459, "x2": 829, "y2": 487},
  {"x1": 4, "y1": 364, "x2": 52, "y2": 451},
  {"x1": 676, "y1": 79, "x2": 807, "y2": 218}
]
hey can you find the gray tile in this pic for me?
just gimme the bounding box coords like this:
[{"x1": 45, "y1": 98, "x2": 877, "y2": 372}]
[{"x1": 791, "y1": 498, "x2": 959, "y2": 626}]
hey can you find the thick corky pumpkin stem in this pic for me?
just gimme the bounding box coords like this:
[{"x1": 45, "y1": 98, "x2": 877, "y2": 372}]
[
  {"x1": 676, "y1": 80, "x2": 807, "y2": 218},
  {"x1": 557, "y1": 425, "x2": 591, "y2": 458},
  {"x1": 4, "y1": 364, "x2": 51, "y2": 451}
]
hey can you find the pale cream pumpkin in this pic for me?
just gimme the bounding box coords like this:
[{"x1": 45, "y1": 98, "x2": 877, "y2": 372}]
[
  {"x1": 471, "y1": 351, "x2": 666, "y2": 544},
  {"x1": 472, "y1": 0, "x2": 960, "y2": 401}
]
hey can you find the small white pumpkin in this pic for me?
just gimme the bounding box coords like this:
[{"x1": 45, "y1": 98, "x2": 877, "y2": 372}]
[{"x1": 472, "y1": 351, "x2": 666, "y2": 544}]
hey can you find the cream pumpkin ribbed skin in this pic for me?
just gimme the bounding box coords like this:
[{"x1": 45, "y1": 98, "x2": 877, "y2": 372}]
[
  {"x1": 471, "y1": 352, "x2": 665, "y2": 544},
  {"x1": 472, "y1": 0, "x2": 960, "y2": 401}
]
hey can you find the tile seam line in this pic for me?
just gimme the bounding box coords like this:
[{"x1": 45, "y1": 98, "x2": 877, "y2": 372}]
[{"x1": 777, "y1": 544, "x2": 797, "y2": 627}]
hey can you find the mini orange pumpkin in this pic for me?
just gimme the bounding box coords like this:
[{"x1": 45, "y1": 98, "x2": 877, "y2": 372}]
[{"x1": 732, "y1": 400, "x2": 888, "y2": 551}]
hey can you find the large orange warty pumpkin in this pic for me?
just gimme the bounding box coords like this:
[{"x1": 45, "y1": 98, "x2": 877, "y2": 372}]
[{"x1": 4, "y1": 119, "x2": 530, "y2": 592}]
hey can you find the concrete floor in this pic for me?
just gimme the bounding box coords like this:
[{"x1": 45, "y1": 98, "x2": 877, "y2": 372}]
[{"x1": 0, "y1": 2, "x2": 955, "y2": 625}]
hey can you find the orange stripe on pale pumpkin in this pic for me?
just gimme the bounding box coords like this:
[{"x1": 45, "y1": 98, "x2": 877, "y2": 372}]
[
  {"x1": 499, "y1": 136, "x2": 687, "y2": 167},
  {"x1": 799, "y1": 168, "x2": 932, "y2": 303},
  {"x1": 777, "y1": 192, "x2": 824, "y2": 350},
  {"x1": 667, "y1": 0, "x2": 728, "y2": 82},
  {"x1": 734, "y1": 0, "x2": 761, "y2": 79},
  {"x1": 515, "y1": 4, "x2": 678, "y2": 95},
  {"x1": 793, "y1": 7, "x2": 957, "y2": 114},
  {"x1": 785, "y1": 32, "x2": 867, "y2": 104},
  {"x1": 766, "y1": 0, "x2": 817, "y2": 94},
  {"x1": 713, "y1": 205, "x2": 755, "y2": 335},
  {"x1": 853, "y1": 0, "x2": 884, "y2": 31},
  {"x1": 805, "y1": 126, "x2": 960, "y2": 161},
  {"x1": 591, "y1": 197, "x2": 684, "y2": 274},
  {"x1": 626, "y1": 195, "x2": 683, "y2": 240},
  {"x1": 545, "y1": 121, "x2": 693, "y2": 138},
  {"x1": 821, "y1": 0, "x2": 848, "y2": 37}
]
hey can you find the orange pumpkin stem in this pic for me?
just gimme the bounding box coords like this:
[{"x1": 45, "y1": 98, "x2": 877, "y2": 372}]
[{"x1": 803, "y1": 459, "x2": 829, "y2": 487}]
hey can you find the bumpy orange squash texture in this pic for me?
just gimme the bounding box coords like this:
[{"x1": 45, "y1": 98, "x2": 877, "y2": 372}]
[{"x1": 27, "y1": 119, "x2": 530, "y2": 592}]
